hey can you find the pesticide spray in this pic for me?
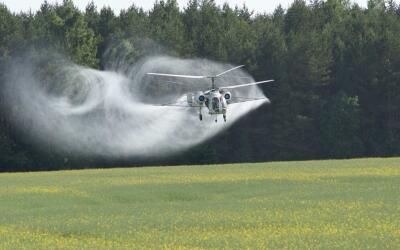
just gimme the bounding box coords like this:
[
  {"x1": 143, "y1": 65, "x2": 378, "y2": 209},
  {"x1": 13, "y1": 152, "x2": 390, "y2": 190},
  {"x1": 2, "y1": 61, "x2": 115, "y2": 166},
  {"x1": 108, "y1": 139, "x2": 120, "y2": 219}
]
[{"x1": 2, "y1": 54, "x2": 268, "y2": 158}]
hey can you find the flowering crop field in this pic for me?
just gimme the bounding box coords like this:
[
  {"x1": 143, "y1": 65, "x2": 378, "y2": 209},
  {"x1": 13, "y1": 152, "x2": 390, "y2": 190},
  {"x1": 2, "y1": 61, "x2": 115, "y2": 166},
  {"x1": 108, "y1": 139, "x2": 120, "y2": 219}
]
[{"x1": 0, "y1": 158, "x2": 399, "y2": 249}]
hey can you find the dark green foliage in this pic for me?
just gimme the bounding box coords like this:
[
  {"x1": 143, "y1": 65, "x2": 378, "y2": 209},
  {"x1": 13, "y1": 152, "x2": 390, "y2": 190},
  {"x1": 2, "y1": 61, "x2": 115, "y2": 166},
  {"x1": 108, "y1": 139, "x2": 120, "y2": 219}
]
[
  {"x1": 0, "y1": 0, "x2": 400, "y2": 171},
  {"x1": 150, "y1": 0, "x2": 185, "y2": 55},
  {"x1": 319, "y1": 93, "x2": 364, "y2": 158}
]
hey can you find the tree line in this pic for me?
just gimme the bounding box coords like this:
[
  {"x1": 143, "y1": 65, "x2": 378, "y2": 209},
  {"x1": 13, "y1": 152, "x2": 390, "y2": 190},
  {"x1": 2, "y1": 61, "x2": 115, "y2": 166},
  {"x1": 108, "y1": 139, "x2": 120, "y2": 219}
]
[{"x1": 0, "y1": 0, "x2": 399, "y2": 171}]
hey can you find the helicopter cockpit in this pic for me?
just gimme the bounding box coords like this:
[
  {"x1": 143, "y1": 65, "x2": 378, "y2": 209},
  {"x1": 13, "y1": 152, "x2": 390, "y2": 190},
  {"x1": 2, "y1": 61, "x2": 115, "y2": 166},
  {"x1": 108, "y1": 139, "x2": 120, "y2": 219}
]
[{"x1": 212, "y1": 97, "x2": 220, "y2": 111}]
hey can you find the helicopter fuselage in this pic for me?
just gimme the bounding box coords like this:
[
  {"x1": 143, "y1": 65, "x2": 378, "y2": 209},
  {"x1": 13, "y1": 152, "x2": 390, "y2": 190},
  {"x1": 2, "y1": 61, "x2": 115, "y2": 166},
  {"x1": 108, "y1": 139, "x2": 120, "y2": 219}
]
[
  {"x1": 194, "y1": 89, "x2": 231, "y2": 122},
  {"x1": 204, "y1": 90, "x2": 227, "y2": 115}
]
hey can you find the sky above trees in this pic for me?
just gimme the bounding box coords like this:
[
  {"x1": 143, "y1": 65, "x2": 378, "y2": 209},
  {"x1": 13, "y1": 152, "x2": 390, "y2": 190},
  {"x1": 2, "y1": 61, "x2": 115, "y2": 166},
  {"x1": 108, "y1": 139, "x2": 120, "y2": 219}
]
[{"x1": 2, "y1": 0, "x2": 369, "y2": 14}]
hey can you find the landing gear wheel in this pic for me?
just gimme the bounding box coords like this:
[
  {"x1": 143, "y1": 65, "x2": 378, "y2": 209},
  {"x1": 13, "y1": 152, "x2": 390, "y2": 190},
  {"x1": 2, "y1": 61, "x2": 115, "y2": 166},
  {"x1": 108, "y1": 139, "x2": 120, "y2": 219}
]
[
  {"x1": 199, "y1": 114, "x2": 203, "y2": 121},
  {"x1": 223, "y1": 115, "x2": 226, "y2": 122}
]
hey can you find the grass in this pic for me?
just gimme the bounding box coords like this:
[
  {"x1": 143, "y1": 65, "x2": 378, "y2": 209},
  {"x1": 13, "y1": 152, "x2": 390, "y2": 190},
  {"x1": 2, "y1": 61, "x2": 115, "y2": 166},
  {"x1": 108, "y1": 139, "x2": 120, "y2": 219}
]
[{"x1": 0, "y1": 158, "x2": 399, "y2": 249}]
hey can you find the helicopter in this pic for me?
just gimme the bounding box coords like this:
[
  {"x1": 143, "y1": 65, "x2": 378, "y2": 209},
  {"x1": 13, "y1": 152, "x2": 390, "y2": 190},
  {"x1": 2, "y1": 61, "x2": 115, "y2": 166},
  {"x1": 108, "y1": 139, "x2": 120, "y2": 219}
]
[{"x1": 147, "y1": 65, "x2": 274, "y2": 122}]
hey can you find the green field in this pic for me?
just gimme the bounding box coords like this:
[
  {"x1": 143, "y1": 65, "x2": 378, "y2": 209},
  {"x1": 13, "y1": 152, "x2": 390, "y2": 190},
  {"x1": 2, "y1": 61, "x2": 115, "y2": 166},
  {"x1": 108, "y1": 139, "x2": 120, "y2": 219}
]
[{"x1": 0, "y1": 158, "x2": 399, "y2": 249}]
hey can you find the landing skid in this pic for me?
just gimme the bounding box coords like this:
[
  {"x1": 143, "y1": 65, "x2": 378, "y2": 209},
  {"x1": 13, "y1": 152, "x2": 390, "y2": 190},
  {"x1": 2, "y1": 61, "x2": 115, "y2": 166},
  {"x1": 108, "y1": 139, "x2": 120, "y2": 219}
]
[
  {"x1": 214, "y1": 115, "x2": 227, "y2": 123},
  {"x1": 199, "y1": 110, "x2": 227, "y2": 123}
]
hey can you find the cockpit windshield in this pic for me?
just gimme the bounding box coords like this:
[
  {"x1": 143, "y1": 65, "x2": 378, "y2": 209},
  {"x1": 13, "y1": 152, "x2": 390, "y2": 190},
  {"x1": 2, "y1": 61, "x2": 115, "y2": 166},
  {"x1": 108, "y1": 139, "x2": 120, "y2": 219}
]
[{"x1": 212, "y1": 97, "x2": 220, "y2": 110}]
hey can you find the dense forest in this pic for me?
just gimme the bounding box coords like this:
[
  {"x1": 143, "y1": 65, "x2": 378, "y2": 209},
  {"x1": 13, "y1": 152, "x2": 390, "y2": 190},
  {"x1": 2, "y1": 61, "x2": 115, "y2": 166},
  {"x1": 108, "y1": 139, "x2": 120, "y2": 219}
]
[{"x1": 0, "y1": 0, "x2": 399, "y2": 172}]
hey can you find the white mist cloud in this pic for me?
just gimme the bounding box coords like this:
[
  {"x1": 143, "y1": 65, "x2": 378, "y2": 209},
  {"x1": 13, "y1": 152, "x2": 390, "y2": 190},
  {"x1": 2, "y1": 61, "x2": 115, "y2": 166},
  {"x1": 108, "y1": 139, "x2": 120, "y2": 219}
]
[{"x1": 3, "y1": 55, "x2": 267, "y2": 158}]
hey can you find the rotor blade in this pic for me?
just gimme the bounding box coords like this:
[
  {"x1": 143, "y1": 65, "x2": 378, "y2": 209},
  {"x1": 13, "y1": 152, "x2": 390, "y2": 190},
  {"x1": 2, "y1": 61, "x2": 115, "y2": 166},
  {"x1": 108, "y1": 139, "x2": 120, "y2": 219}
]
[
  {"x1": 230, "y1": 97, "x2": 271, "y2": 104},
  {"x1": 163, "y1": 80, "x2": 185, "y2": 85},
  {"x1": 216, "y1": 65, "x2": 245, "y2": 77},
  {"x1": 147, "y1": 73, "x2": 207, "y2": 79},
  {"x1": 221, "y1": 80, "x2": 275, "y2": 89},
  {"x1": 152, "y1": 104, "x2": 203, "y2": 108},
  {"x1": 218, "y1": 76, "x2": 253, "y2": 80}
]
